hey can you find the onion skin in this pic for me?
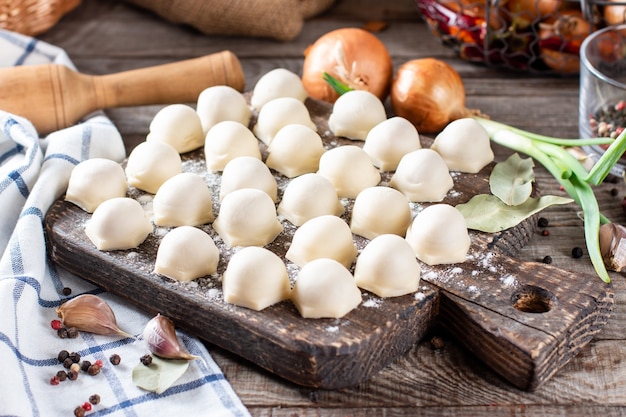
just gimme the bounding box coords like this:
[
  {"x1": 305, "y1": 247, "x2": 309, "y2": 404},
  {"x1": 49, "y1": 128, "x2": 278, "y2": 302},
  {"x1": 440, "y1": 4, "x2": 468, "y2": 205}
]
[
  {"x1": 604, "y1": 0, "x2": 626, "y2": 26},
  {"x1": 390, "y1": 58, "x2": 474, "y2": 134},
  {"x1": 302, "y1": 28, "x2": 393, "y2": 103}
]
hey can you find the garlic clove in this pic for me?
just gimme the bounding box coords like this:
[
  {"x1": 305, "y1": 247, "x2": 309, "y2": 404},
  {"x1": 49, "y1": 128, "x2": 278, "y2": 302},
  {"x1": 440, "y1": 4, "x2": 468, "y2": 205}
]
[
  {"x1": 599, "y1": 223, "x2": 626, "y2": 272},
  {"x1": 56, "y1": 294, "x2": 133, "y2": 338},
  {"x1": 142, "y1": 314, "x2": 198, "y2": 361}
]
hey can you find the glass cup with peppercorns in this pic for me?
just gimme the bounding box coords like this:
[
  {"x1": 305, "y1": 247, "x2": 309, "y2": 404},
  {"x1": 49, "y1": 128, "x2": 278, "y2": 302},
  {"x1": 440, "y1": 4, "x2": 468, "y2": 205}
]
[{"x1": 579, "y1": 23, "x2": 626, "y2": 176}]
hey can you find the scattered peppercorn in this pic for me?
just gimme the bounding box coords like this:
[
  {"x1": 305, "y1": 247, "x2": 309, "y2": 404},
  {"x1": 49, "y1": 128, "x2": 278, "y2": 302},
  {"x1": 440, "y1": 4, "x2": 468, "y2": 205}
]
[
  {"x1": 56, "y1": 370, "x2": 67, "y2": 381},
  {"x1": 109, "y1": 354, "x2": 121, "y2": 366},
  {"x1": 57, "y1": 327, "x2": 68, "y2": 339},
  {"x1": 611, "y1": 188, "x2": 619, "y2": 197},
  {"x1": 66, "y1": 327, "x2": 80, "y2": 339},
  {"x1": 430, "y1": 336, "x2": 445, "y2": 350},
  {"x1": 81, "y1": 360, "x2": 92, "y2": 372},
  {"x1": 538, "y1": 217, "x2": 549, "y2": 228},
  {"x1": 87, "y1": 364, "x2": 101, "y2": 376},
  {"x1": 542, "y1": 255, "x2": 553, "y2": 264},
  {"x1": 50, "y1": 320, "x2": 63, "y2": 331},
  {"x1": 572, "y1": 246, "x2": 584, "y2": 258},
  {"x1": 70, "y1": 363, "x2": 81, "y2": 374},
  {"x1": 94, "y1": 359, "x2": 104, "y2": 368},
  {"x1": 57, "y1": 350, "x2": 69, "y2": 363},
  {"x1": 67, "y1": 370, "x2": 78, "y2": 381},
  {"x1": 62, "y1": 287, "x2": 72, "y2": 296},
  {"x1": 74, "y1": 406, "x2": 85, "y2": 417},
  {"x1": 63, "y1": 357, "x2": 74, "y2": 369},
  {"x1": 541, "y1": 230, "x2": 550, "y2": 236},
  {"x1": 81, "y1": 402, "x2": 92, "y2": 412},
  {"x1": 140, "y1": 354, "x2": 153, "y2": 366},
  {"x1": 49, "y1": 375, "x2": 60, "y2": 385},
  {"x1": 89, "y1": 394, "x2": 101, "y2": 405},
  {"x1": 69, "y1": 352, "x2": 81, "y2": 363}
]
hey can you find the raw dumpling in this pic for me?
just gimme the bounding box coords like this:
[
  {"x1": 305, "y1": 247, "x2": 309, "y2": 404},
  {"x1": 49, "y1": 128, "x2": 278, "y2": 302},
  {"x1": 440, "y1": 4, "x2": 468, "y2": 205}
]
[
  {"x1": 389, "y1": 149, "x2": 454, "y2": 202},
  {"x1": 431, "y1": 118, "x2": 494, "y2": 173},
  {"x1": 125, "y1": 141, "x2": 182, "y2": 194},
  {"x1": 405, "y1": 204, "x2": 471, "y2": 265},
  {"x1": 266, "y1": 124, "x2": 325, "y2": 178},
  {"x1": 327, "y1": 90, "x2": 387, "y2": 140},
  {"x1": 277, "y1": 173, "x2": 344, "y2": 226},
  {"x1": 250, "y1": 68, "x2": 307, "y2": 110},
  {"x1": 154, "y1": 226, "x2": 219, "y2": 282},
  {"x1": 354, "y1": 234, "x2": 421, "y2": 298},
  {"x1": 152, "y1": 173, "x2": 214, "y2": 227},
  {"x1": 362, "y1": 117, "x2": 422, "y2": 171},
  {"x1": 196, "y1": 85, "x2": 251, "y2": 133},
  {"x1": 285, "y1": 215, "x2": 357, "y2": 268},
  {"x1": 66, "y1": 158, "x2": 128, "y2": 213},
  {"x1": 350, "y1": 186, "x2": 412, "y2": 239},
  {"x1": 222, "y1": 246, "x2": 291, "y2": 311},
  {"x1": 317, "y1": 145, "x2": 381, "y2": 198},
  {"x1": 146, "y1": 104, "x2": 205, "y2": 153},
  {"x1": 291, "y1": 258, "x2": 362, "y2": 319},
  {"x1": 85, "y1": 197, "x2": 152, "y2": 251},
  {"x1": 213, "y1": 188, "x2": 283, "y2": 247},
  {"x1": 219, "y1": 156, "x2": 278, "y2": 202},
  {"x1": 204, "y1": 121, "x2": 262, "y2": 172},
  {"x1": 252, "y1": 97, "x2": 316, "y2": 145}
]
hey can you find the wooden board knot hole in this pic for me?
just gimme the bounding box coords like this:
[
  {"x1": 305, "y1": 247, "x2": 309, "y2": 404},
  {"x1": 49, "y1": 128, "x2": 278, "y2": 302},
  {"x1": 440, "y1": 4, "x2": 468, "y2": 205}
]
[{"x1": 511, "y1": 285, "x2": 556, "y2": 314}]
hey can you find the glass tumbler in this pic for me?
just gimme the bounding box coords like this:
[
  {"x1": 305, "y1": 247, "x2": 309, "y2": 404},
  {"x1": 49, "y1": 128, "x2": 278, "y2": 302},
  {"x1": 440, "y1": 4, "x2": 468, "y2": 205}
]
[{"x1": 579, "y1": 24, "x2": 626, "y2": 176}]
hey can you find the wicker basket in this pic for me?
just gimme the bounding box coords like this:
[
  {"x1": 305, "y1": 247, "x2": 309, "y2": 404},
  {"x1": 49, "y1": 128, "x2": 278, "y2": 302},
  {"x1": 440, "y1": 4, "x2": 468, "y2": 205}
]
[
  {"x1": 416, "y1": 0, "x2": 626, "y2": 74},
  {"x1": 0, "y1": 0, "x2": 81, "y2": 36}
]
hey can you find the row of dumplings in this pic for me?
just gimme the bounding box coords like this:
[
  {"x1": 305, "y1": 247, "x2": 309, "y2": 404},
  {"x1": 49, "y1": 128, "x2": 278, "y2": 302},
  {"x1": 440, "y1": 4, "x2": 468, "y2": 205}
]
[{"x1": 65, "y1": 68, "x2": 494, "y2": 319}]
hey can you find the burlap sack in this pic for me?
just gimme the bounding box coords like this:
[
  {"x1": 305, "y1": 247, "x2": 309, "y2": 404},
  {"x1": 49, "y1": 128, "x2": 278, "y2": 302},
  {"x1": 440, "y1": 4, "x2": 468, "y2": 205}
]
[{"x1": 123, "y1": 0, "x2": 336, "y2": 41}]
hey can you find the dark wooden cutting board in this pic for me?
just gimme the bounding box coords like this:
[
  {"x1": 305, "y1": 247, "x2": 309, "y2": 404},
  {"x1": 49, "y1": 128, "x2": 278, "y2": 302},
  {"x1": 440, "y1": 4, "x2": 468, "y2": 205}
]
[{"x1": 45, "y1": 98, "x2": 614, "y2": 391}]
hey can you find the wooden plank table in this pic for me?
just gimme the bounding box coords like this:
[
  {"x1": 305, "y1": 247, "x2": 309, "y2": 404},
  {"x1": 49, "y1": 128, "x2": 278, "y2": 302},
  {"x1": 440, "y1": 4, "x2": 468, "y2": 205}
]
[{"x1": 38, "y1": 0, "x2": 626, "y2": 415}]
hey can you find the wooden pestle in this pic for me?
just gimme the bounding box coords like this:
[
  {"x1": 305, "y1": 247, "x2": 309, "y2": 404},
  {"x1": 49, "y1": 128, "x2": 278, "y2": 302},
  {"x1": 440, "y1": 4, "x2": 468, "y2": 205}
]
[{"x1": 0, "y1": 50, "x2": 245, "y2": 134}]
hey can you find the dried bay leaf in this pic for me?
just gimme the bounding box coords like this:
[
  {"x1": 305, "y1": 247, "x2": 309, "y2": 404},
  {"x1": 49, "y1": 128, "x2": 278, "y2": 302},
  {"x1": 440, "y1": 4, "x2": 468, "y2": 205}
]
[
  {"x1": 490, "y1": 153, "x2": 535, "y2": 206},
  {"x1": 457, "y1": 194, "x2": 573, "y2": 233},
  {"x1": 132, "y1": 356, "x2": 190, "y2": 394}
]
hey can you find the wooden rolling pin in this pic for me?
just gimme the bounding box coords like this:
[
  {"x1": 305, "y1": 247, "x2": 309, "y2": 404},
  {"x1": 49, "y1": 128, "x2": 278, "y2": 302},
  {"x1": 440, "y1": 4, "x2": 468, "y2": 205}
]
[{"x1": 0, "y1": 50, "x2": 245, "y2": 134}]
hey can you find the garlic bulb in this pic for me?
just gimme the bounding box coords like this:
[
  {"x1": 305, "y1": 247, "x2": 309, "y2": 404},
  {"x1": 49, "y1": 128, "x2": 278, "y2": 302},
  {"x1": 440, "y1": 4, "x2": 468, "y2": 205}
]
[
  {"x1": 142, "y1": 314, "x2": 198, "y2": 360},
  {"x1": 599, "y1": 223, "x2": 626, "y2": 272}
]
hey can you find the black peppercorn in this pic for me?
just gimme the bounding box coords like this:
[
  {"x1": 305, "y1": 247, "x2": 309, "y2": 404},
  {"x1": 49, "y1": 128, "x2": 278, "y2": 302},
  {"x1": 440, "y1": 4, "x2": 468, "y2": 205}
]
[
  {"x1": 140, "y1": 354, "x2": 153, "y2": 366},
  {"x1": 89, "y1": 394, "x2": 101, "y2": 405},
  {"x1": 109, "y1": 354, "x2": 121, "y2": 366},
  {"x1": 67, "y1": 370, "x2": 78, "y2": 381},
  {"x1": 57, "y1": 350, "x2": 69, "y2": 363},
  {"x1": 572, "y1": 247, "x2": 584, "y2": 258},
  {"x1": 538, "y1": 217, "x2": 549, "y2": 228},
  {"x1": 542, "y1": 255, "x2": 553, "y2": 264},
  {"x1": 611, "y1": 188, "x2": 619, "y2": 197},
  {"x1": 62, "y1": 287, "x2": 72, "y2": 296},
  {"x1": 68, "y1": 352, "x2": 81, "y2": 363},
  {"x1": 66, "y1": 327, "x2": 79, "y2": 339},
  {"x1": 63, "y1": 357, "x2": 74, "y2": 369},
  {"x1": 87, "y1": 364, "x2": 101, "y2": 376},
  {"x1": 57, "y1": 327, "x2": 68, "y2": 339},
  {"x1": 56, "y1": 370, "x2": 67, "y2": 381},
  {"x1": 80, "y1": 360, "x2": 92, "y2": 372},
  {"x1": 74, "y1": 406, "x2": 85, "y2": 417}
]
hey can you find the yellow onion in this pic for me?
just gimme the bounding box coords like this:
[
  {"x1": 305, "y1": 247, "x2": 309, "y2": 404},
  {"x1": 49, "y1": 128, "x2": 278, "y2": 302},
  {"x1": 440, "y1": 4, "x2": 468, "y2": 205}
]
[
  {"x1": 56, "y1": 294, "x2": 133, "y2": 338},
  {"x1": 302, "y1": 27, "x2": 393, "y2": 103}
]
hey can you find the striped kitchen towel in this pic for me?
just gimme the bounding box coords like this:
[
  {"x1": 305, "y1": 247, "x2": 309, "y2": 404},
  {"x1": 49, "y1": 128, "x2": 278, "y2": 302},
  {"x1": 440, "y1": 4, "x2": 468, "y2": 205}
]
[{"x1": 0, "y1": 29, "x2": 250, "y2": 417}]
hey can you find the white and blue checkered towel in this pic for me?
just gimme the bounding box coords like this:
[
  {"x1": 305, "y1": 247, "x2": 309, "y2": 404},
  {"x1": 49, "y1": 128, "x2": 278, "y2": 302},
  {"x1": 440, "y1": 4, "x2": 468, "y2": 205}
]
[{"x1": 0, "y1": 29, "x2": 250, "y2": 417}]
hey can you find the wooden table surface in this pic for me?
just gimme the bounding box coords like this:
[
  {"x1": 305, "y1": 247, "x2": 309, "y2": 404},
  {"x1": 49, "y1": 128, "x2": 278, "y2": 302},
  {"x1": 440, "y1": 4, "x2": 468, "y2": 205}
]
[{"x1": 38, "y1": 0, "x2": 626, "y2": 415}]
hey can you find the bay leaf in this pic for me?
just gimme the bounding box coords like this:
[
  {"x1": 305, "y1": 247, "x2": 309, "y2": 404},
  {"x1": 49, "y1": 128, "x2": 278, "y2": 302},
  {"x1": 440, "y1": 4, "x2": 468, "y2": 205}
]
[
  {"x1": 490, "y1": 153, "x2": 535, "y2": 206},
  {"x1": 456, "y1": 194, "x2": 573, "y2": 233},
  {"x1": 132, "y1": 355, "x2": 190, "y2": 394}
]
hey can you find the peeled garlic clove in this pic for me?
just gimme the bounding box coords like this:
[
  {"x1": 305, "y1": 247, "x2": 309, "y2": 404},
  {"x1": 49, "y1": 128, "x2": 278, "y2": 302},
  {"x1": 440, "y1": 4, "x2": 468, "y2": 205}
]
[
  {"x1": 143, "y1": 314, "x2": 198, "y2": 361},
  {"x1": 56, "y1": 294, "x2": 133, "y2": 338},
  {"x1": 599, "y1": 223, "x2": 626, "y2": 272}
]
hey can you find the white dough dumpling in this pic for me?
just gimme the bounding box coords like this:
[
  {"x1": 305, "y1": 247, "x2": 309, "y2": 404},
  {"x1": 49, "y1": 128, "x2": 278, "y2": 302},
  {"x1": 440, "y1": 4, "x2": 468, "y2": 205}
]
[
  {"x1": 66, "y1": 158, "x2": 128, "y2": 213},
  {"x1": 277, "y1": 173, "x2": 344, "y2": 226},
  {"x1": 146, "y1": 104, "x2": 205, "y2": 153},
  {"x1": 431, "y1": 118, "x2": 494, "y2": 173},
  {"x1": 405, "y1": 203, "x2": 471, "y2": 265},
  {"x1": 220, "y1": 156, "x2": 278, "y2": 202},
  {"x1": 222, "y1": 247, "x2": 291, "y2": 311},
  {"x1": 350, "y1": 186, "x2": 412, "y2": 239},
  {"x1": 291, "y1": 258, "x2": 362, "y2": 319},
  {"x1": 251, "y1": 68, "x2": 307, "y2": 110},
  {"x1": 152, "y1": 173, "x2": 214, "y2": 227},
  {"x1": 196, "y1": 85, "x2": 251, "y2": 133},
  {"x1": 253, "y1": 97, "x2": 316, "y2": 145},
  {"x1": 286, "y1": 215, "x2": 357, "y2": 268},
  {"x1": 266, "y1": 124, "x2": 325, "y2": 178},
  {"x1": 354, "y1": 234, "x2": 421, "y2": 298},
  {"x1": 204, "y1": 121, "x2": 262, "y2": 172},
  {"x1": 85, "y1": 197, "x2": 152, "y2": 251},
  {"x1": 328, "y1": 90, "x2": 387, "y2": 140},
  {"x1": 389, "y1": 149, "x2": 454, "y2": 202},
  {"x1": 317, "y1": 145, "x2": 380, "y2": 198},
  {"x1": 363, "y1": 117, "x2": 422, "y2": 171},
  {"x1": 213, "y1": 188, "x2": 283, "y2": 247},
  {"x1": 154, "y1": 226, "x2": 219, "y2": 282},
  {"x1": 125, "y1": 141, "x2": 182, "y2": 194}
]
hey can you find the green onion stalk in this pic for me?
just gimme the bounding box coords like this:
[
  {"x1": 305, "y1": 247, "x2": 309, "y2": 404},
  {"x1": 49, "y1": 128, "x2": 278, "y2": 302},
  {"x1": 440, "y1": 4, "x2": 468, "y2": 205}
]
[{"x1": 475, "y1": 118, "x2": 626, "y2": 283}]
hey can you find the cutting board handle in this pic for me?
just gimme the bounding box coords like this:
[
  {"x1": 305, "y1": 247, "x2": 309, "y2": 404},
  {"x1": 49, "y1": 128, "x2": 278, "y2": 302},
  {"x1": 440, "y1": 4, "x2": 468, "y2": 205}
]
[{"x1": 0, "y1": 50, "x2": 245, "y2": 134}]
